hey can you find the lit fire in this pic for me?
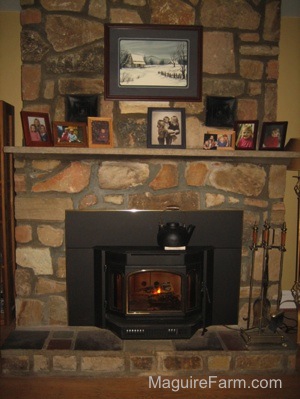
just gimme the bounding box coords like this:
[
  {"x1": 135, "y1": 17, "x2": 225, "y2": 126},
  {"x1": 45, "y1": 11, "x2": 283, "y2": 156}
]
[{"x1": 154, "y1": 287, "x2": 161, "y2": 295}]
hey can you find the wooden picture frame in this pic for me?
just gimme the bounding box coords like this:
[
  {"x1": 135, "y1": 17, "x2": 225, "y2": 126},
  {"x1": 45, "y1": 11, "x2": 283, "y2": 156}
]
[
  {"x1": 147, "y1": 108, "x2": 186, "y2": 149},
  {"x1": 52, "y1": 122, "x2": 87, "y2": 147},
  {"x1": 234, "y1": 120, "x2": 258, "y2": 150},
  {"x1": 104, "y1": 23, "x2": 202, "y2": 101},
  {"x1": 259, "y1": 121, "x2": 288, "y2": 151},
  {"x1": 87, "y1": 117, "x2": 114, "y2": 148},
  {"x1": 203, "y1": 128, "x2": 235, "y2": 150},
  {"x1": 21, "y1": 111, "x2": 52, "y2": 146}
]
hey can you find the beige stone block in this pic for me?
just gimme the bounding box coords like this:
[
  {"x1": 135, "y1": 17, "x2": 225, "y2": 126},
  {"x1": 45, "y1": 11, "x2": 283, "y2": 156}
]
[
  {"x1": 15, "y1": 224, "x2": 33, "y2": 243},
  {"x1": 203, "y1": 32, "x2": 235, "y2": 74},
  {"x1": 1, "y1": 356, "x2": 30, "y2": 374},
  {"x1": 98, "y1": 162, "x2": 149, "y2": 189},
  {"x1": 103, "y1": 195, "x2": 124, "y2": 205},
  {"x1": 208, "y1": 355, "x2": 231, "y2": 371},
  {"x1": 36, "y1": 277, "x2": 66, "y2": 295},
  {"x1": 119, "y1": 101, "x2": 169, "y2": 114},
  {"x1": 46, "y1": 15, "x2": 103, "y2": 52},
  {"x1": 235, "y1": 354, "x2": 283, "y2": 371},
  {"x1": 162, "y1": 355, "x2": 203, "y2": 371},
  {"x1": 208, "y1": 163, "x2": 266, "y2": 197},
  {"x1": 16, "y1": 298, "x2": 44, "y2": 326},
  {"x1": 56, "y1": 257, "x2": 66, "y2": 278},
  {"x1": 110, "y1": 8, "x2": 143, "y2": 23},
  {"x1": 32, "y1": 162, "x2": 91, "y2": 193},
  {"x1": 15, "y1": 197, "x2": 73, "y2": 221},
  {"x1": 130, "y1": 356, "x2": 154, "y2": 371},
  {"x1": 150, "y1": 0, "x2": 194, "y2": 25},
  {"x1": 128, "y1": 191, "x2": 200, "y2": 211},
  {"x1": 16, "y1": 247, "x2": 53, "y2": 275},
  {"x1": 205, "y1": 193, "x2": 225, "y2": 208},
  {"x1": 48, "y1": 295, "x2": 67, "y2": 325},
  {"x1": 34, "y1": 355, "x2": 50, "y2": 372},
  {"x1": 185, "y1": 162, "x2": 208, "y2": 186},
  {"x1": 32, "y1": 160, "x2": 61, "y2": 171},
  {"x1": 15, "y1": 268, "x2": 34, "y2": 297},
  {"x1": 269, "y1": 165, "x2": 286, "y2": 199},
  {"x1": 81, "y1": 356, "x2": 125, "y2": 372},
  {"x1": 53, "y1": 355, "x2": 77, "y2": 371},
  {"x1": 149, "y1": 164, "x2": 178, "y2": 191},
  {"x1": 79, "y1": 193, "x2": 98, "y2": 209},
  {"x1": 37, "y1": 225, "x2": 64, "y2": 247}
]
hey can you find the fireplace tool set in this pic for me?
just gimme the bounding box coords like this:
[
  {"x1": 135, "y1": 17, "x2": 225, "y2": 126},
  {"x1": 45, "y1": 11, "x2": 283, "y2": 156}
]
[{"x1": 241, "y1": 220, "x2": 287, "y2": 345}]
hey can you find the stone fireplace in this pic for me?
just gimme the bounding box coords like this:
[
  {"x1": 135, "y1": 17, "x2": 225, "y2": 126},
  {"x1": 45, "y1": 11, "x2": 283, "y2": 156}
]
[{"x1": 12, "y1": 0, "x2": 293, "y2": 330}]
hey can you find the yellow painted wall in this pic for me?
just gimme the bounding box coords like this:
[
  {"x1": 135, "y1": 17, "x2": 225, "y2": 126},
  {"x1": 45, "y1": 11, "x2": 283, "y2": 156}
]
[
  {"x1": 278, "y1": 17, "x2": 300, "y2": 290},
  {"x1": 0, "y1": 12, "x2": 299, "y2": 289},
  {"x1": 0, "y1": 12, "x2": 22, "y2": 145}
]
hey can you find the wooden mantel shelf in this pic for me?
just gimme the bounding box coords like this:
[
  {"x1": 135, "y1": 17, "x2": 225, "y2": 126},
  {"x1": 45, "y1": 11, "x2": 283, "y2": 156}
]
[{"x1": 4, "y1": 146, "x2": 300, "y2": 164}]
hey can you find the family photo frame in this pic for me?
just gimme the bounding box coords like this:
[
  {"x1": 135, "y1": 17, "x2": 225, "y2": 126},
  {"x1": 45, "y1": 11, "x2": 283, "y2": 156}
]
[
  {"x1": 203, "y1": 128, "x2": 235, "y2": 150},
  {"x1": 259, "y1": 121, "x2": 288, "y2": 150},
  {"x1": 52, "y1": 122, "x2": 88, "y2": 147},
  {"x1": 87, "y1": 117, "x2": 114, "y2": 148},
  {"x1": 147, "y1": 108, "x2": 186, "y2": 149},
  {"x1": 21, "y1": 111, "x2": 52, "y2": 147},
  {"x1": 104, "y1": 24, "x2": 202, "y2": 101},
  {"x1": 234, "y1": 120, "x2": 258, "y2": 150}
]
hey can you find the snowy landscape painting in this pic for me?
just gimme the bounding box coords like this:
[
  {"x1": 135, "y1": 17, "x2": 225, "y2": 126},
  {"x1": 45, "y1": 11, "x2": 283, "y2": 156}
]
[
  {"x1": 105, "y1": 24, "x2": 202, "y2": 100},
  {"x1": 119, "y1": 39, "x2": 189, "y2": 88}
]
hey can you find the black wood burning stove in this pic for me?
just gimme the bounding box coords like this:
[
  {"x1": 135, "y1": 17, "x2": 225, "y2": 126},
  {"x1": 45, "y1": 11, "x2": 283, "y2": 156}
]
[
  {"x1": 66, "y1": 210, "x2": 243, "y2": 340},
  {"x1": 103, "y1": 247, "x2": 213, "y2": 339}
]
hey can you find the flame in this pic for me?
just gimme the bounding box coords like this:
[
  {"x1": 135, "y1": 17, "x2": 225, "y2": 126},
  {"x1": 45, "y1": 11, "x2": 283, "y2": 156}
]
[{"x1": 155, "y1": 288, "x2": 161, "y2": 294}]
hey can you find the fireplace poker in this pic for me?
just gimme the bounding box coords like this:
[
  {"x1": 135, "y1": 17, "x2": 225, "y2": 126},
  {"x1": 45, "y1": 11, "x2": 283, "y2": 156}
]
[
  {"x1": 246, "y1": 222, "x2": 259, "y2": 329},
  {"x1": 275, "y1": 222, "x2": 287, "y2": 312},
  {"x1": 253, "y1": 220, "x2": 271, "y2": 331}
]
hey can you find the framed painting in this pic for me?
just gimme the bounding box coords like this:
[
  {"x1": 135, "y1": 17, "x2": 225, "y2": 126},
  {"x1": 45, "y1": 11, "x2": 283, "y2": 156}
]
[
  {"x1": 87, "y1": 117, "x2": 114, "y2": 148},
  {"x1": 104, "y1": 24, "x2": 202, "y2": 101},
  {"x1": 234, "y1": 120, "x2": 258, "y2": 150},
  {"x1": 52, "y1": 122, "x2": 88, "y2": 147},
  {"x1": 21, "y1": 111, "x2": 53, "y2": 146},
  {"x1": 259, "y1": 121, "x2": 288, "y2": 150},
  {"x1": 147, "y1": 108, "x2": 186, "y2": 149},
  {"x1": 203, "y1": 128, "x2": 235, "y2": 150}
]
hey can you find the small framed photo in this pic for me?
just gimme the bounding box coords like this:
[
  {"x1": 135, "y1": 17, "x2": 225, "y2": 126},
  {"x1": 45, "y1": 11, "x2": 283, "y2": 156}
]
[
  {"x1": 234, "y1": 120, "x2": 258, "y2": 150},
  {"x1": 21, "y1": 111, "x2": 52, "y2": 146},
  {"x1": 259, "y1": 121, "x2": 288, "y2": 150},
  {"x1": 205, "y1": 96, "x2": 237, "y2": 128},
  {"x1": 203, "y1": 128, "x2": 235, "y2": 150},
  {"x1": 87, "y1": 117, "x2": 114, "y2": 148},
  {"x1": 52, "y1": 122, "x2": 87, "y2": 147},
  {"x1": 147, "y1": 108, "x2": 186, "y2": 149}
]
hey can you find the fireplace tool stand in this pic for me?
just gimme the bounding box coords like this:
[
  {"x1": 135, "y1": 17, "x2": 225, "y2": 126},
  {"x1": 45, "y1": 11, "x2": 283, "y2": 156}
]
[
  {"x1": 241, "y1": 221, "x2": 287, "y2": 345},
  {"x1": 291, "y1": 175, "x2": 300, "y2": 344}
]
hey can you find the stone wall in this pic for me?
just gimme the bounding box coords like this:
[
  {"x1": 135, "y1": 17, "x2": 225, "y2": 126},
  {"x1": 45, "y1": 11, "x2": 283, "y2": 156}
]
[
  {"x1": 14, "y1": 155, "x2": 287, "y2": 327},
  {"x1": 15, "y1": 0, "x2": 285, "y2": 327},
  {"x1": 20, "y1": 0, "x2": 281, "y2": 142}
]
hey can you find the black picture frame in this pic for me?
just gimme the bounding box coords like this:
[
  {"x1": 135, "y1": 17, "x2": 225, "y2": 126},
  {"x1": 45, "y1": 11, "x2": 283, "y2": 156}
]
[
  {"x1": 234, "y1": 120, "x2": 258, "y2": 150},
  {"x1": 259, "y1": 121, "x2": 288, "y2": 151},
  {"x1": 205, "y1": 96, "x2": 237, "y2": 128},
  {"x1": 104, "y1": 24, "x2": 202, "y2": 101},
  {"x1": 147, "y1": 108, "x2": 186, "y2": 149},
  {"x1": 66, "y1": 95, "x2": 98, "y2": 123}
]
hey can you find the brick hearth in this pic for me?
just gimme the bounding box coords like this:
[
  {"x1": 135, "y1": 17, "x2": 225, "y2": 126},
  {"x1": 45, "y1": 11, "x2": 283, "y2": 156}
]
[{"x1": 1, "y1": 326, "x2": 297, "y2": 376}]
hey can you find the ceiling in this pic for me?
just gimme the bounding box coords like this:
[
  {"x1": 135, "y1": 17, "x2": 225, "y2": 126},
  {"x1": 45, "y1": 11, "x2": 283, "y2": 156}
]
[{"x1": 0, "y1": 0, "x2": 300, "y2": 16}]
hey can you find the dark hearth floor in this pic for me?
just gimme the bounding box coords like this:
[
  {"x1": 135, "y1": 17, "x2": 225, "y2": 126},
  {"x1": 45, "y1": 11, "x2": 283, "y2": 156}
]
[{"x1": 0, "y1": 326, "x2": 297, "y2": 352}]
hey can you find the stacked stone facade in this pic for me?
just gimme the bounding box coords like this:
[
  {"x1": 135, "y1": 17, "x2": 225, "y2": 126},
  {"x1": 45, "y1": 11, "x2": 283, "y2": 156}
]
[{"x1": 15, "y1": 0, "x2": 285, "y2": 327}]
